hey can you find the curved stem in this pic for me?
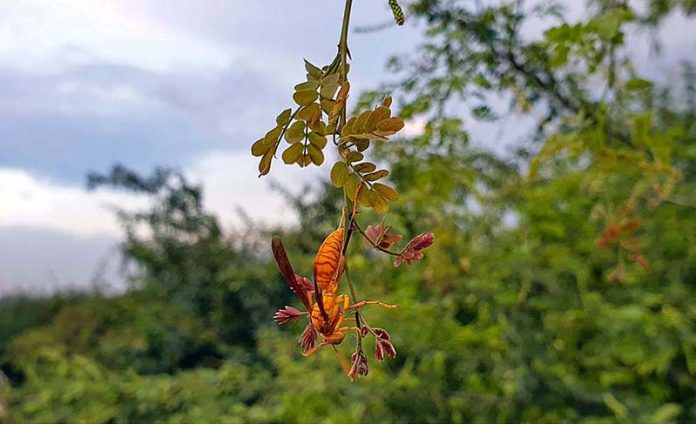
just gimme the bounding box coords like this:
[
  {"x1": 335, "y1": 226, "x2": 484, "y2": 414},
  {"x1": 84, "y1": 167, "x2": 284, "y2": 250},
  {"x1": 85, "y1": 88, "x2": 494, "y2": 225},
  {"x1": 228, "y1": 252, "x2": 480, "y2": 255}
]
[
  {"x1": 353, "y1": 221, "x2": 403, "y2": 257},
  {"x1": 339, "y1": 0, "x2": 353, "y2": 128},
  {"x1": 339, "y1": 0, "x2": 353, "y2": 83},
  {"x1": 344, "y1": 263, "x2": 363, "y2": 348},
  {"x1": 336, "y1": 0, "x2": 365, "y2": 352},
  {"x1": 274, "y1": 107, "x2": 301, "y2": 157}
]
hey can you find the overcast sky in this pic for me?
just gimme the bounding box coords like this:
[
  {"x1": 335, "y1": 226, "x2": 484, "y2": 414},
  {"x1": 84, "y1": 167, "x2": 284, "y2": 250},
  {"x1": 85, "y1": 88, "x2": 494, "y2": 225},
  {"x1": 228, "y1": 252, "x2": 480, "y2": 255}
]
[
  {"x1": 0, "y1": 0, "x2": 426, "y2": 295},
  {"x1": 0, "y1": 1, "x2": 694, "y2": 296}
]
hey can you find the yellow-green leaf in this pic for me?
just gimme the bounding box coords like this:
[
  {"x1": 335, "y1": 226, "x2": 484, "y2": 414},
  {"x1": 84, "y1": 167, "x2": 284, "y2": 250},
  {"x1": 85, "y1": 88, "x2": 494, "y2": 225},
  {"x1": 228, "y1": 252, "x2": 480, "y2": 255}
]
[
  {"x1": 259, "y1": 150, "x2": 273, "y2": 176},
  {"x1": 343, "y1": 173, "x2": 359, "y2": 199},
  {"x1": 285, "y1": 121, "x2": 306, "y2": 144},
  {"x1": 276, "y1": 108, "x2": 292, "y2": 126},
  {"x1": 321, "y1": 73, "x2": 340, "y2": 86},
  {"x1": 251, "y1": 138, "x2": 269, "y2": 157},
  {"x1": 325, "y1": 122, "x2": 337, "y2": 135},
  {"x1": 307, "y1": 118, "x2": 325, "y2": 133},
  {"x1": 321, "y1": 99, "x2": 336, "y2": 114},
  {"x1": 355, "y1": 140, "x2": 370, "y2": 152},
  {"x1": 352, "y1": 110, "x2": 372, "y2": 135},
  {"x1": 282, "y1": 143, "x2": 303, "y2": 164},
  {"x1": 365, "y1": 106, "x2": 391, "y2": 132},
  {"x1": 373, "y1": 182, "x2": 399, "y2": 201},
  {"x1": 293, "y1": 90, "x2": 319, "y2": 107},
  {"x1": 345, "y1": 151, "x2": 364, "y2": 162},
  {"x1": 341, "y1": 117, "x2": 357, "y2": 137},
  {"x1": 320, "y1": 84, "x2": 338, "y2": 99},
  {"x1": 304, "y1": 60, "x2": 322, "y2": 80},
  {"x1": 296, "y1": 103, "x2": 321, "y2": 123},
  {"x1": 307, "y1": 144, "x2": 325, "y2": 165},
  {"x1": 264, "y1": 126, "x2": 282, "y2": 143},
  {"x1": 376, "y1": 116, "x2": 405, "y2": 133},
  {"x1": 382, "y1": 95, "x2": 393, "y2": 108},
  {"x1": 357, "y1": 186, "x2": 371, "y2": 207},
  {"x1": 368, "y1": 189, "x2": 389, "y2": 214},
  {"x1": 299, "y1": 155, "x2": 313, "y2": 167},
  {"x1": 331, "y1": 162, "x2": 349, "y2": 187},
  {"x1": 308, "y1": 132, "x2": 327, "y2": 149},
  {"x1": 354, "y1": 162, "x2": 376, "y2": 173},
  {"x1": 294, "y1": 81, "x2": 319, "y2": 91},
  {"x1": 364, "y1": 169, "x2": 389, "y2": 181}
]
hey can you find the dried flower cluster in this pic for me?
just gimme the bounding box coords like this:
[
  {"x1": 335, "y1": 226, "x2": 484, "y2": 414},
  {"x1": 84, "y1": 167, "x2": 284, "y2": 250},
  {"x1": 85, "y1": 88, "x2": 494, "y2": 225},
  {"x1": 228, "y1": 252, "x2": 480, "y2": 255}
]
[
  {"x1": 595, "y1": 210, "x2": 649, "y2": 282},
  {"x1": 372, "y1": 328, "x2": 397, "y2": 361},
  {"x1": 348, "y1": 351, "x2": 369, "y2": 380}
]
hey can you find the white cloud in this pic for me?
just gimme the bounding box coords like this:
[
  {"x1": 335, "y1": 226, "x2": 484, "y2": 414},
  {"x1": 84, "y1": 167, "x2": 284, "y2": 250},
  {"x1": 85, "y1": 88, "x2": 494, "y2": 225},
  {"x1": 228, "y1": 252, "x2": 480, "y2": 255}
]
[
  {"x1": 187, "y1": 150, "x2": 325, "y2": 229},
  {"x1": 0, "y1": 150, "x2": 324, "y2": 239},
  {"x1": 0, "y1": 168, "x2": 145, "y2": 237},
  {"x1": 402, "y1": 118, "x2": 428, "y2": 137}
]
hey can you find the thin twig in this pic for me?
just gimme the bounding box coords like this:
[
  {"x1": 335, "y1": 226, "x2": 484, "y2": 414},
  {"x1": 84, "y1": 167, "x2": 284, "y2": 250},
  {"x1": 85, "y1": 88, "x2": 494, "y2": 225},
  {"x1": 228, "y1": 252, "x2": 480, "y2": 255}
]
[{"x1": 353, "y1": 221, "x2": 403, "y2": 257}]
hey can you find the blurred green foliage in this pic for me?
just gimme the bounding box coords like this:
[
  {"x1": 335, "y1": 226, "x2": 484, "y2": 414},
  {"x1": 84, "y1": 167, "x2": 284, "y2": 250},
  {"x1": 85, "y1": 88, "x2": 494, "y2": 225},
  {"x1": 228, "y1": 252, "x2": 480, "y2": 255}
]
[{"x1": 2, "y1": 1, "x2": 696, "y2": 422}]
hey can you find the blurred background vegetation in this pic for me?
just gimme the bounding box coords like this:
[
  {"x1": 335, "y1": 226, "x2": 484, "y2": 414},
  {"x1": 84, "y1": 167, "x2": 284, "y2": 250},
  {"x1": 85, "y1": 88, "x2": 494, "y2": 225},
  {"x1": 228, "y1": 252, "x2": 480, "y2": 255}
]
[{"x1": 2, "y1": 0, "x2": 696, "y2": 422}]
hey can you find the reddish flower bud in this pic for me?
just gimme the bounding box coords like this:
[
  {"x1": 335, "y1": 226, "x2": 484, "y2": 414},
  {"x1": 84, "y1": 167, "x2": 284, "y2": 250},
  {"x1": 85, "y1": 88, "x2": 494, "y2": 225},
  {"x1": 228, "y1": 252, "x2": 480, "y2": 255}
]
[
  {"x1": 381, "y1": 340, "x2": 397, "y2": 358},
  {"x1": 292, "y1": 275, "x2": 314, "y2": 294},
  {"x1": 298, "y1": 324, "x2": 317, "y2": 351},
  {"x1": 365, "y1": 224, "x2": 383, "y2": 244},
  {"x1": 375, "y1": 342, "x2": 385, "y2": 362},
  {"x1": 365, "y1": 223, "x2": 403, "y2": 250},
  {"x1": 348, "y1": 350, "x2": 369, "y2": 381},
  {"x1": 273, "y1": 306, "x2": 304, "y2": 325},
  {"x1": 596, "y1": 223, "x2": 621, "y2": 249},
  {"x1": 410, "y1": 232, "x2": 435, "y2": 250},
  {"x1": 594, "y1": 235, "x2": 610, "y2": 249},
  {"x1": 394, "y1": 232, "x2": 434, "y2": 267},
  {"x1": 360, "y1": 326, "x2": 369, "y2": 337},
  {"x1": 629, "y1": 253, "x2": 650, "y2": 272},
  {"x1": 374, "y1": 330, "x2": 396, "y2": 361},
  {"x1": 372, "y1": 328, "x2": 390, "y2": 341}
]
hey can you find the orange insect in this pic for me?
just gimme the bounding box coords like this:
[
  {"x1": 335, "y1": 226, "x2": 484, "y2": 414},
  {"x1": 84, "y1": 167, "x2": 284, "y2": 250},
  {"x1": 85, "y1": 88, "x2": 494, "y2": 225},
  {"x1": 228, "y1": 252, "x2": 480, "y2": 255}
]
[{"x1": 272, "y1": 221, "x2": 398, "y2": 376}]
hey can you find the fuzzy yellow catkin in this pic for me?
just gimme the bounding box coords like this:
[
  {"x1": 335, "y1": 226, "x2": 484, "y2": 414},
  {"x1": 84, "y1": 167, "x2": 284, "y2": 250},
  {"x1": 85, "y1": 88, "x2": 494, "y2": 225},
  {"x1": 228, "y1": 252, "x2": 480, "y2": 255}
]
[{"x1": 389, "y1": 0, "x2": 405, "y2": 25}]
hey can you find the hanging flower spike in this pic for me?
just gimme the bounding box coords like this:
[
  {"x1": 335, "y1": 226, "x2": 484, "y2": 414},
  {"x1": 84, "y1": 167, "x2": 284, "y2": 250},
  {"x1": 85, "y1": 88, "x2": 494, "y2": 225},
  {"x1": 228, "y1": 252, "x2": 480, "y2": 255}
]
[
  {"x1": 375, "y1": 342, "x2": 385, "y2": 361},
  {"x1": 273, "y1": 306, "x2": 305, "y2": 325},
  {"x1": 365, "y1": 223, "x2": 403, "y2": 250},
  {"x1": 381, "y1": 340, "x2": 397, "y2": 358},
  {"x1": 372, "y1": 328, "x2": 396, "y2": 361},
  {"x1": 372, "y1": 328, "x2": 390, "y2": 340},
  {"x1": 394, "y1": 232, "x2": 434, "y2": 267},
  {"x1": 348, "y1": 350, "x2": 369, "y2": 381},
  {"x1": 299, "y1": 324, "x2": 317, "y2": 351},
  {"x1": 374, "y1": 340, "x2": 396, "y2": 361}
]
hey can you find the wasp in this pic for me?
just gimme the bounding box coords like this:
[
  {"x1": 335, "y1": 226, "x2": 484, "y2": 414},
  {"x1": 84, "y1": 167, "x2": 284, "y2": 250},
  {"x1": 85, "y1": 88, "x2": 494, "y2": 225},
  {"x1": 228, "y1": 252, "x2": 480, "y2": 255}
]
[{"x1": 272, "y1": 221, "x2": 398, "y2": 375}]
